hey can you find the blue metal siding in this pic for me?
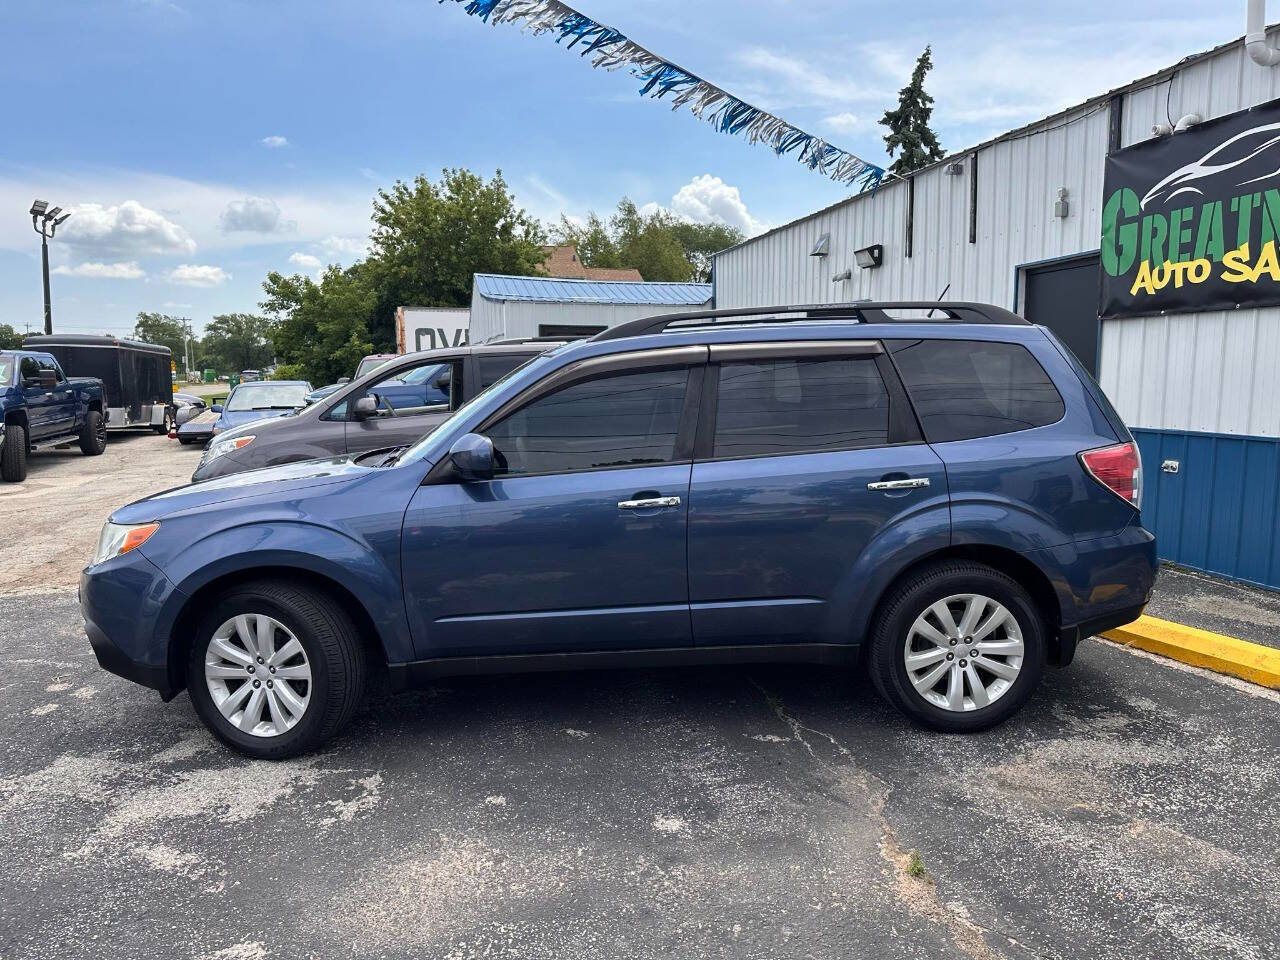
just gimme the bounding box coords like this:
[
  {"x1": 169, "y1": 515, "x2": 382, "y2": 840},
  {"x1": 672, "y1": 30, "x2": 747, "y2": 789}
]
[
  {"x1": 1133, "y1": 428, "x2": 1280, "y2": 590},
  {"x1": 473, "y1": 274, "x2": 712, "y2": 305}
]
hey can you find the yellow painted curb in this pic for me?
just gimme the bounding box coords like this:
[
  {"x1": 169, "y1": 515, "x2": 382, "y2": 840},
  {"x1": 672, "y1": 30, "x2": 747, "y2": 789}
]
[{"x1": 1100, "y1": 615, "x2": 1280, "y2": 689}]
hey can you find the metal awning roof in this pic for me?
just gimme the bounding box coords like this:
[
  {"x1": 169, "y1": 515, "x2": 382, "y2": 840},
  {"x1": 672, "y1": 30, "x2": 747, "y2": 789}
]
[{"x1": 473, "y1": 273, "x2": 712, "y2": 306}]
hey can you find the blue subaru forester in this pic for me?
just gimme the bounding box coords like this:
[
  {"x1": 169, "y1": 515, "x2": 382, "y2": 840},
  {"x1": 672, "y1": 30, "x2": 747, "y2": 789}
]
[{"x1": 80, "y1": 303, "x2": 1156, "y2": 758}]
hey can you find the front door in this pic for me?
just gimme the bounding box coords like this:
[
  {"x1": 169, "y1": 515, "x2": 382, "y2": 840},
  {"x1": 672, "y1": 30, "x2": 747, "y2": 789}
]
[
  {"x1": 401, "y1": 362, "x2": 701, "y2": 659},
  {"x1": 343, "y1": 358, "x2": 462, "y2": 454},
  {"x1": 20, "y1": 357, "x2": 56, "y2": 439},
  {"x1": 687, "y1": 346, "x2": 949, "y2": 645}
]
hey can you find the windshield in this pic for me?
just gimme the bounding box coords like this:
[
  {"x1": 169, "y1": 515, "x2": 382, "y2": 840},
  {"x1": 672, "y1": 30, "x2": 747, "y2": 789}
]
[
  {"x1": 399, "y1": 353, "x2": 546, "y2": 465},
  {"x1": 225, "y1": 383, "x2": 309, "y2": 411},
  {"x1": 356, "y1": 356, "x2": 395, "y2": 378}
]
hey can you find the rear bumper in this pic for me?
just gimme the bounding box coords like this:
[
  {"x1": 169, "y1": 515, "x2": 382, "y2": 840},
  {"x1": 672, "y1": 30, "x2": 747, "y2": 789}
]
[
  {"x1": 1032, "y1": 521, "x2": 1157, "y2": 666},
  {"x1": 80, "y1": 550, "x2": 186, "y2": 700}
]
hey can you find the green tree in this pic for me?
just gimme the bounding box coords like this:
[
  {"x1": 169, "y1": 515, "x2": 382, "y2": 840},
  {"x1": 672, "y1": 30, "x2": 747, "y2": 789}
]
[
  {"x1": 555, "y1": 200, "x2": 744, "y2": 282},
  {"x1": 132, "y1": 312, "x2": 197, "y2": 372},
  {"x1": 202, "y1": 313, "x2": 277, "y2": 374},
  {"x1": 261, "y1": 265, "x2": 375, "y2": 386},
  {"x1": 881, "y1": 46, "x2": 944, "y2": 177},
  {"x1": 0, "y1": 323, "x2": 24, "y2": 350},
  {"x1": 270, "y1": 363, "x2": 307, "y2": 381},
  {"x1": 362, "y1": 168, "x2": 545, "y2": 348}
]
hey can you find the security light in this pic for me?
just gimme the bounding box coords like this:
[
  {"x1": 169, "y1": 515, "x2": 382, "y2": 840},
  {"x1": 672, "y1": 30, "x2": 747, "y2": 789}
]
[
  {"x1": 30, "y1": 199, "x2": 48, "y2": 217},
  {"x1": 45, "y1": 206, "x2": 62, "y2": 220},
  {"x1": 854, "y1": 244, "x2": 883, "y2": 269},
  {"x1": 54, "y1": 213, "x2": 71, "y2": 226}
]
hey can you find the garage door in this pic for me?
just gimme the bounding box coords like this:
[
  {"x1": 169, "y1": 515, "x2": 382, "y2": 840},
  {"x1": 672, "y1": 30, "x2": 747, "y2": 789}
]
[{"x1": 1022, "y1": 254, "x2": 1101, "y2": 376}]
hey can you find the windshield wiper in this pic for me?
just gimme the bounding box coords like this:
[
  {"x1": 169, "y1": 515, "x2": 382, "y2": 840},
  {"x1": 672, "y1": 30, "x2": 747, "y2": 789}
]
[{"x1": 358, "y1": 445, "x2": 408, "y2": 468}]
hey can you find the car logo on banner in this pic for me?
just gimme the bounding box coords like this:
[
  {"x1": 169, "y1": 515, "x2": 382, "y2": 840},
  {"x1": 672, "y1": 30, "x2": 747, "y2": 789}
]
[{"x1": 1100, "y1": 98, "x2": 1280, "y2": 318}]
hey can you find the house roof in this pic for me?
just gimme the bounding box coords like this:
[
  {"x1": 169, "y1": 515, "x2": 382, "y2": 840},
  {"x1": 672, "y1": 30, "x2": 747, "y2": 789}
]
[
  {"x1": 473, "y1": 273, "x2": 712, "y2": 306},
  {"x1": 540, "y1": 244, "x2": 645, "y2": 282}
]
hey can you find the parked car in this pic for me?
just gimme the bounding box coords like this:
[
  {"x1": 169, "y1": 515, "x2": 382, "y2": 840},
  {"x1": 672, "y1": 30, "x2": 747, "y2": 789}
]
[
  {"x1": 1, "y1": 349, "x2": 106, "y2": 482},
  {"x1": 304, "y1": 379, "x2": 349, "y2": 405},
  {"x1": 190, "y1": 342, "x2": 558, "y2": 482},
  {"x1": 80, "y1": 302, "x2": 1156, "y2": 758},
  {"x1": 171, "y1": 391, "x2": 208, "y2": 427},
  {"x1": 24, "y1": 334, "x2": 174, "y2": 433},
  {"x1": 239, "y1": 369, "x2": 263, "y2": 383},
  {"x1": 209, "y1": 380, "x2": 312, "y2": 434},
  {"x1": 175, "y1": 408, "x2": 219, "y2": 445}
]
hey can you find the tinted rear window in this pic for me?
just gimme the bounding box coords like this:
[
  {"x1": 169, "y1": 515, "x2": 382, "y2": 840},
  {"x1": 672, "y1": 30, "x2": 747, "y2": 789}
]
[
  {"x1": 713, "y1": 357, "x2": 890, "y2": 458},
  {"x1": 890, "y1": 339, "x2": 1064, "y2": 442}
]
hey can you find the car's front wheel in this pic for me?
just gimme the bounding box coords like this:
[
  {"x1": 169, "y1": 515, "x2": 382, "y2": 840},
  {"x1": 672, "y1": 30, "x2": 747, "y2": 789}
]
[
  {"x1": 187, "y1": 580, "x2": 366, "y2": 759},
  {"x1": 868, "y1": 561, "x2": 1044, "y2": 733}
]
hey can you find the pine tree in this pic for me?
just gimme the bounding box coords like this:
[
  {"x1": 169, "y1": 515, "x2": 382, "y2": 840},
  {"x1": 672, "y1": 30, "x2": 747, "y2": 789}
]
[{"x1": 881, "y1": 46, "x2": 944, "y2": 177}]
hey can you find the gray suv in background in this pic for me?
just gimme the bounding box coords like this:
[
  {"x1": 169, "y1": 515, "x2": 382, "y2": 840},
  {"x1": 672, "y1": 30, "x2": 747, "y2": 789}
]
[{"x1": 191, "y1": 340, "x2": 562, "y2": 481}]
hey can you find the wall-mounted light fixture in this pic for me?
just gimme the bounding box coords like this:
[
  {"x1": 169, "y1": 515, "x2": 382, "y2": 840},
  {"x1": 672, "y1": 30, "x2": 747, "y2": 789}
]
[
  {"x1": 944, "y1": 161, "x2": 965, "y2": 176},
  {"x1": 1054, "y1": 187, "x2": 1069, "y2": 219},
  {"x1": 809, "y1": 233, "x2": 830, "y2": 257},
  {"x1": 854, "y1": 244, "x2": 883, "y2": 269}
]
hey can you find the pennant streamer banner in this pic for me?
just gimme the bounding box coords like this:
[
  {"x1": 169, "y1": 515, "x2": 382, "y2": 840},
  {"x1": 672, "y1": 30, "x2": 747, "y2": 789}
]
[{"x1": 441, "y1": 0, "x2": 886, "y2": 191}]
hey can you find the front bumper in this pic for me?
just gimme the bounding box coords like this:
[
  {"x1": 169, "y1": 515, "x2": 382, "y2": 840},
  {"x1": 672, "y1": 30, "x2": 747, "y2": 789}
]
[{"x1": 80, "y1": 549, "x2": 187, "y2": 699}]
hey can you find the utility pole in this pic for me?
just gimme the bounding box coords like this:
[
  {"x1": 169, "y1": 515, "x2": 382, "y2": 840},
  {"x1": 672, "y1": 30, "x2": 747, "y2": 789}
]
[{"x1": 30, "y1": 200, "x2": 71, "y2": 335}]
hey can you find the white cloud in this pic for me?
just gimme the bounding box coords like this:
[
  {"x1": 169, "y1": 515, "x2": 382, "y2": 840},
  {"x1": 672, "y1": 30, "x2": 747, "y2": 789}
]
[
  {"x1": 288, "y1": 252, "x2": 322, "y2": 270},
  {"x1": 320, "y1": 235, "x2": 371, "y2": 258},
  {"x1": 822, "y1": 112, "x2": 863, "y2": 135},
  {"x1": 220, "y1": 196, "x2": 294, "y2": 233},
  {"x1": 261, "y1": 135, "x2": 289, "y2": 148},
  {"x1": 51, "y1": 261, "x2": 146, "y2": 280},
  {"x1": 167, "y1": 264, "x2": 230, "y2": 287},
  {"x1": 670, "y1": 175, "x2": 766, "y2": 236},
  {"x1": 59, "y1": 200, "x2": 196, "y2": 256},
  {"x1": 733, "y1": 47, "x2": 885, "y2": 106}
]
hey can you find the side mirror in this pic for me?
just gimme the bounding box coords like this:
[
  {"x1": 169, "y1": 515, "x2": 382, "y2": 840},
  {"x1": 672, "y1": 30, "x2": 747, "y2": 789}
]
[
  {"x1": 430, "y1": 373, "x2": 451, "y2": 392},
  {"x1": 338, "y1": 377, "x2": 351, "y2": 384},
  {"x1": 352, "y1": 395, "x2": 378, "y2": 419},
  {"x1": 448, "y1": 433, "x2": 494, "y2": 482},
  {"x1": 211, "y1": 403, "x2": 224, "y2": 413},
  {"x1": 39, "y1": 370, "x2": 58, "y2": 389}
]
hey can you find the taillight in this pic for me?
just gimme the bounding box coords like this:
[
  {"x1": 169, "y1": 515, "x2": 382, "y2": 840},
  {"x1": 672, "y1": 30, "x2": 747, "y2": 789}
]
[{"x1": 1079, "y1": 442, "x2": 1142, "y2": 509}]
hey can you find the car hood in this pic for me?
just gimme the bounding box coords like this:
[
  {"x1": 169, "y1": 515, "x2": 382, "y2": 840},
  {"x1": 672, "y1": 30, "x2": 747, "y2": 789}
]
[
  {"x1": 216, "y1": 408, "x2": 297, "y2": 431},
  {"x1": 111, "y1": 455, "x2": 371, "y2": 523}
]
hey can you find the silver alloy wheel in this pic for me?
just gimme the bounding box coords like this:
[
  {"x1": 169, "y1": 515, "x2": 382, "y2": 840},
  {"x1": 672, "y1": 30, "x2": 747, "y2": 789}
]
[
  {"x1": 902, "y1": 593, "x2": 1024, "y2": 712},
  {"x1": 204, "y1": 613, "x2": 312, "y2": 737}
]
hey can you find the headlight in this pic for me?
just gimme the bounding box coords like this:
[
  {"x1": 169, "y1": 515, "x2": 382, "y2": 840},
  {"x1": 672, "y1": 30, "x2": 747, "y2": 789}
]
[
  {"x1": 92, "y1": 521, "x2": 159, "y2": 566},
  {"x1": 204, "y1": 434, "x2": 255, "y2": 463}
]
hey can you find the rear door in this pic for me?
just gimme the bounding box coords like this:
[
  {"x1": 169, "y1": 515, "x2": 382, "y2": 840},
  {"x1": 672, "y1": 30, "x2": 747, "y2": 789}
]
[{"x1": 687, "y1": 341, "x2": 949, "y2": 646}]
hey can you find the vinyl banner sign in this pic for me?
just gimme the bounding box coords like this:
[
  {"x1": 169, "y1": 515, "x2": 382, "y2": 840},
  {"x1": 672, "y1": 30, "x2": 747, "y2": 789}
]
[{"x1": 1100, "y1": 99, "x2": 1280, "y2": 318}]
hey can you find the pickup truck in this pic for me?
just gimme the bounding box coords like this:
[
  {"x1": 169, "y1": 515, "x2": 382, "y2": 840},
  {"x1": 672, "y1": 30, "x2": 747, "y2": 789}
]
[{"x1": 0, "y1": 349, "x2": 107, "y2": 482}]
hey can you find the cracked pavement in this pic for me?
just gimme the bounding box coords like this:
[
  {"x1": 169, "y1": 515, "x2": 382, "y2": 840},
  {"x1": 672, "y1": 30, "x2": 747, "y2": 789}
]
[{"x1": 2, "y1": 588, "x2": 1277, "y2": 960}]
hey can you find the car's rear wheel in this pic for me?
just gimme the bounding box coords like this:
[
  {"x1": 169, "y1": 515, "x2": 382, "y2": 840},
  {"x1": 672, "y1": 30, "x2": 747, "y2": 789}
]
[
  {"x1": 868, "y1": 561, "x2": 1044, "y2": 733},
  {"x1": 186, "y1": 580, "x2": 366, "y2": 759},
  {"x1": 153, "y1": 410, "x2": 172, "y2": 435},
  {"x1": 1, "y1": 423, "x2": 27, "y2": 482},
  {"x1": 78, "y1": 410, "x2": 107, "y2": 456}
]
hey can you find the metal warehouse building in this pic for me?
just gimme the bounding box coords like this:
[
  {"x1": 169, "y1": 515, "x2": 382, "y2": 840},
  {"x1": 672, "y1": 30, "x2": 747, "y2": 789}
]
[
  {"x1": 712, "y1": 25, "x2": 1280, "y2": 591},
  {"x1": 468, "y1": 274, "x2": 711, "y2": 343}
]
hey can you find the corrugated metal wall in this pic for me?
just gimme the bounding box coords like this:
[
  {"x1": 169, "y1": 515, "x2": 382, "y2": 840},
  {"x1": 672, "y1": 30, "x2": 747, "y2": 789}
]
[{"x1": 468, "y1": 296, "x2": 702, "y2": 343}]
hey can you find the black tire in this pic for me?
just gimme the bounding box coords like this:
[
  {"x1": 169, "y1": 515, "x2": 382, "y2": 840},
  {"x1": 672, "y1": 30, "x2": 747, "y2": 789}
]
[
  {"x1": 1, "y1": 423, "x2": 27, "y2": 483},
  {"x1": 186, "y1": 580, "x2": 367, "y2": 759},
  {"x1": 78, "y1": 410, "x2": 107, "y2": 456},
  {"x1": 868, "y1": 561, "x2": 1044, "y2": 733},
  {"x1": 152, "y1": 409, "x2": 173, "y2": 435}
]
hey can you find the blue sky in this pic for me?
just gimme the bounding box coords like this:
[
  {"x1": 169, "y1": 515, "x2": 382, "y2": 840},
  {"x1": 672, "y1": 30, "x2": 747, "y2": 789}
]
[{"x1": 0, "y1": 0, "x2": 1241, "y2": 337}]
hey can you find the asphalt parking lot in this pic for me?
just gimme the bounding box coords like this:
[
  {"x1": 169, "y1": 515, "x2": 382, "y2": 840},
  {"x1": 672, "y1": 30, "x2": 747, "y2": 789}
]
[{"x1": 1, "y1": 432, "x2": 1278, "y2": 960}]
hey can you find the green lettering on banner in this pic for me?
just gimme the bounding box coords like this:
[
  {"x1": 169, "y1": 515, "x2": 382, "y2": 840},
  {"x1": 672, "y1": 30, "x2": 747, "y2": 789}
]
[
  {"x1": 1141, "y1": 213, "x2": 1168, "y2": 268},
  {"x1": 1168, "y1": 207, "x2": 1195, "y2": 262},
  {"x1": 1193, "y1": 202, "x2": 1225, "y2": 262},
  {"x1": 1100, "y1": 188, "x2": 1139, "y2": 276},
  {"x1": 1232, "y1": 193, "x2": 1261, "y2": 249},
  {"x1": 1260, "y1": 189, "x2": 1280, "y2": 246}
]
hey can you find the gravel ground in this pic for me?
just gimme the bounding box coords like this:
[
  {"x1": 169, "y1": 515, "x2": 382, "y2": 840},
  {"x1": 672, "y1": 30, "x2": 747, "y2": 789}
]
[
  {"x1": 0, "y1": 431, "x2": 201, "y2": 592},
  {"x1": 1, "y1": 440, "x2": 1277, "y2": 959}
]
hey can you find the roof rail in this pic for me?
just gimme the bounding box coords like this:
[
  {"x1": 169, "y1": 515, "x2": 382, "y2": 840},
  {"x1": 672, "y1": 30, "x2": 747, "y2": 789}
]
[
  {"x1": 481, "y1": 335, "x2": 578, "y2": 345},
  {"x1": 591, "y1": 301, "x2": 1028, "y2": 342}
]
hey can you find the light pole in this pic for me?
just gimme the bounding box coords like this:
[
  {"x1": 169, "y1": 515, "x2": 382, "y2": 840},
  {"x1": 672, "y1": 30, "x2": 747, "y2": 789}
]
[{"x1": 30, "y1": 200, "x2": 71, "y2": 335}]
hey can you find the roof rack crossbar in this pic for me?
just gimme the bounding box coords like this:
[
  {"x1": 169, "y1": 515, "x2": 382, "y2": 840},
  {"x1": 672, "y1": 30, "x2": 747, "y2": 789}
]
[{"x1": 591, "y1": 301, "x2": 1028, "y2": 342}]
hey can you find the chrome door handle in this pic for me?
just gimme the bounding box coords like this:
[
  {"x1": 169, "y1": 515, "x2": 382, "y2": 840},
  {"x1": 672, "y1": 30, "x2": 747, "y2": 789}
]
[
  {"x1": 867, "y1": 478, "x2": 930, "y2": 491},
  {"x1": 618, "y1": 496, "x2": 681, "y2": 510}
]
